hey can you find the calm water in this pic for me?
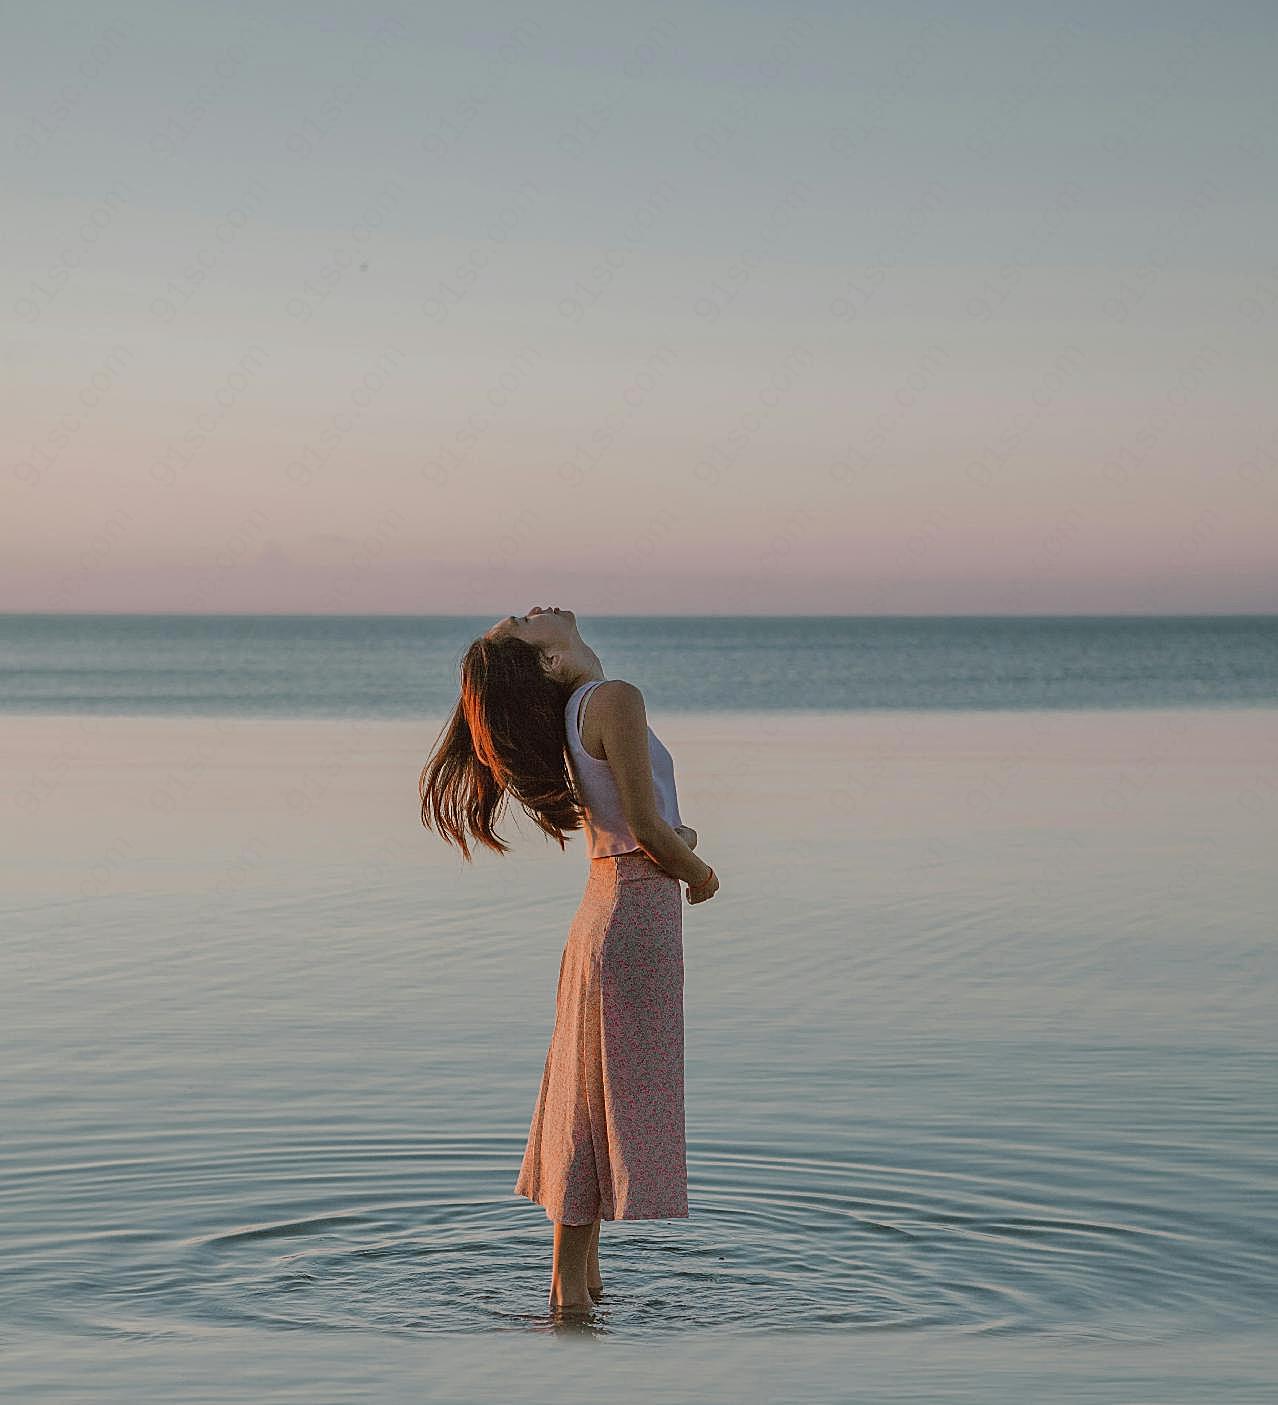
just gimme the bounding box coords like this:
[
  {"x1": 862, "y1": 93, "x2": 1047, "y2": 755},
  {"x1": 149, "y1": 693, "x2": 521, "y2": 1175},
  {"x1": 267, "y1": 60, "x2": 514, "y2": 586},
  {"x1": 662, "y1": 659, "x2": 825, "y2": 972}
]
[
  {"x1": 1, "y1": 612, "x2": 1276, "y2": 715},
  {"x1": 2, "y1": 616, "x2": 1276, "y2": 1400}
]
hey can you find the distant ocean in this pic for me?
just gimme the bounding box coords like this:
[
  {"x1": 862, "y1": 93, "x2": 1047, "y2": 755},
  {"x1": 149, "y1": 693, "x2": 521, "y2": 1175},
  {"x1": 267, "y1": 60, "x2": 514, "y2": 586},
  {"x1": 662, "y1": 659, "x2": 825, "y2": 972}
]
[{"x1": 1, "y1": 613, "x2": 1275, "y2": 716}]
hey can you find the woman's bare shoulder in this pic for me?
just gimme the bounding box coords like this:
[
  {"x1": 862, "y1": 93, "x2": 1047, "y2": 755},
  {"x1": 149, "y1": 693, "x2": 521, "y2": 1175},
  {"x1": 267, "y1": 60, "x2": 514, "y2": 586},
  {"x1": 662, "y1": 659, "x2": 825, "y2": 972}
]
[{"x1": 590, "y1": 679, "x2": 646, "y2": 719}]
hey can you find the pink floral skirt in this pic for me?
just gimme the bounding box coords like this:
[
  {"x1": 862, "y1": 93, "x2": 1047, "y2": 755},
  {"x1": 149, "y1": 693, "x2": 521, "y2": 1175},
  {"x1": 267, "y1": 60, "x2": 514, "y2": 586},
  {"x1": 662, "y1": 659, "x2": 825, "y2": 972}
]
[{"x1": 514, "y1": 850, "x2": 688, "y2": 1225}]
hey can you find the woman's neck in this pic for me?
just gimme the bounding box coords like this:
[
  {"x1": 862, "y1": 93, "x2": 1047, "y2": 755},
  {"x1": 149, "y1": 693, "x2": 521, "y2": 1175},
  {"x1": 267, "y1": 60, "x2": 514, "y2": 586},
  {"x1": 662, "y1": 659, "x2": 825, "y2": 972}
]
[{"x1": 565, "y1": 657, "x2": 606, "y2": 690}]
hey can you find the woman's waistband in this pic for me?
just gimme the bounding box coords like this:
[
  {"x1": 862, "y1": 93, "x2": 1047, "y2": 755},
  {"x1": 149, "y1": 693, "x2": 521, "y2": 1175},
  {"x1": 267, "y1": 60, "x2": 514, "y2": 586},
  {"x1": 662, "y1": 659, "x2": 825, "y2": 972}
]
[{"x1": 590, "y1": 849, "x2": 673, "y2": 882}]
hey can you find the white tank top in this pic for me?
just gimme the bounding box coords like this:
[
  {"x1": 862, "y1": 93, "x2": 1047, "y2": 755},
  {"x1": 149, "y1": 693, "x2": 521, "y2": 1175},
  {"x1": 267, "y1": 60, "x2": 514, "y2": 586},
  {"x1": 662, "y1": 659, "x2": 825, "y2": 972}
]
[{"x1": 564, "y1": 679, "x2": 683, "y2": 859}]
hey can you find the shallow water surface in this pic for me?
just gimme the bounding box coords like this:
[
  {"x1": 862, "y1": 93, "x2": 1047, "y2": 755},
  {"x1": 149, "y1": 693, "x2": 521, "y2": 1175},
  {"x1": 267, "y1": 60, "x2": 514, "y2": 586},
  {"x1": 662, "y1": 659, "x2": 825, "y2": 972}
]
[{"x1": 2, "y1": 707, "x2": 1275, "y2": 1399}]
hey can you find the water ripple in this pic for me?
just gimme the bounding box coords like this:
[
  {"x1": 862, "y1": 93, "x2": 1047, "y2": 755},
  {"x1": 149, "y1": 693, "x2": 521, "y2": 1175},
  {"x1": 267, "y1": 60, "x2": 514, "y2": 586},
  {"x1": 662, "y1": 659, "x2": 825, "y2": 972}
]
[{"x1": 4, "y1": 1112, "x2": 1273, "y2": 1340}]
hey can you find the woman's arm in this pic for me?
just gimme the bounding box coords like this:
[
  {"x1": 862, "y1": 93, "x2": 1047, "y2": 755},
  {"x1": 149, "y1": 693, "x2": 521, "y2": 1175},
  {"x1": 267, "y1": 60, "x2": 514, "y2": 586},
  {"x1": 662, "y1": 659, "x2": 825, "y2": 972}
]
[{"x1": 592, "y1": 680, "x2": 714, "y2": 890}]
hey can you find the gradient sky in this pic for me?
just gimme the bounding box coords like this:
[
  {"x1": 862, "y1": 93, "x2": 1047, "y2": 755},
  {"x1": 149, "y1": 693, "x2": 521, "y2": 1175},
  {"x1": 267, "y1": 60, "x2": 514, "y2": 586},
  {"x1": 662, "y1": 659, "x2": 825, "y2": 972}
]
[{"x1": 4, "y1": 1, "x2": 1276, "y2": 614}]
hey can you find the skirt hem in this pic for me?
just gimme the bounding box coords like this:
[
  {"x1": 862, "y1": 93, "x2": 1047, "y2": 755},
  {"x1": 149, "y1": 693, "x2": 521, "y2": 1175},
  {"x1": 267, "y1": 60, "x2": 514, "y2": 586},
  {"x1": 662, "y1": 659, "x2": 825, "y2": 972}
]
[{"x1": 513, "y1": 1189, "x2": 688, "y2": 1225}]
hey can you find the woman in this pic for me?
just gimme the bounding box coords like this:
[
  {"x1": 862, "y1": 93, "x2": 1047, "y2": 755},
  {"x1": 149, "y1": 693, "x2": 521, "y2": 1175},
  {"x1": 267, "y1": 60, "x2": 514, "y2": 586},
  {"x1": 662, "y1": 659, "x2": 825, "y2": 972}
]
[{"x1": 419, "y1": 605, "x2": 719, "y2": 1316}]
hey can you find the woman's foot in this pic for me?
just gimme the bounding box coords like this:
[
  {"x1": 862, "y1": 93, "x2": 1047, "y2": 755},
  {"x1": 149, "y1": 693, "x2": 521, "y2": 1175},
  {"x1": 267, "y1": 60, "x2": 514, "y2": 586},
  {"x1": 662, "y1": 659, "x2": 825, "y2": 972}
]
[
  {"x1": 547, "y1": 1286, "x2": 595, "y2": 1316},
  {"x1": 546, "y1": 1215, "x2": 602, "y2": 1314}
]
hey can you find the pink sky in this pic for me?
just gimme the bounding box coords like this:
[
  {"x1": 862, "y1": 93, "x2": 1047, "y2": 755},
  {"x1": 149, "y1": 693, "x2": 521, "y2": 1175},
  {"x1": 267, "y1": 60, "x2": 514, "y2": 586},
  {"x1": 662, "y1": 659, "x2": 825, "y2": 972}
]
[{"x1": 6, "y1": 8, "x2": 1275, "y2": 613}]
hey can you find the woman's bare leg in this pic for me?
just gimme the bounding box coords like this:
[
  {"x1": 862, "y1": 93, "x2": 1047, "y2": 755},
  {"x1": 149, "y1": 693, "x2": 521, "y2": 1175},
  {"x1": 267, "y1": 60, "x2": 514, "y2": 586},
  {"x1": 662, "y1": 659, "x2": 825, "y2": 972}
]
[
  {"x1": 587, "y1": 1217, "x2": 603, "y2": 1298},
  {"x1": 548, "y1": 1220, "x2": 595, "y2": 1313}
]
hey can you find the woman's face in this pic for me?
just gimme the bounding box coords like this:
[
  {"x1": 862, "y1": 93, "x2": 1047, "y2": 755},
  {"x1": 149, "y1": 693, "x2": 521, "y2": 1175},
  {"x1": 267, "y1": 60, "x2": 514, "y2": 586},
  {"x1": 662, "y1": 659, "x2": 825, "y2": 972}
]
[{"x1": 484, "y1": 605, "x2": 579, "y2": 652}]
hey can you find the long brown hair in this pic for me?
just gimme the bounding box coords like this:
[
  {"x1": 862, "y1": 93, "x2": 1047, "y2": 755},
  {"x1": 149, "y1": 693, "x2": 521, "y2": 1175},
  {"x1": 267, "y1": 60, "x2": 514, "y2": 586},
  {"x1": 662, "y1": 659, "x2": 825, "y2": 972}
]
[{"x1": 419, "y1": 632, "x2": 584, "y2": 859}]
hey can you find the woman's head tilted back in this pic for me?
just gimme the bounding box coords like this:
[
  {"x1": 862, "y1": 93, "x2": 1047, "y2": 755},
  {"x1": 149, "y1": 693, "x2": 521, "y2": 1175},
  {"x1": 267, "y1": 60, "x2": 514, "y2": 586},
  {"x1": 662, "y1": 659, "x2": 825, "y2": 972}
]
[{"x1": 419, "y1": 606, "x2": 597, "y2": 859}]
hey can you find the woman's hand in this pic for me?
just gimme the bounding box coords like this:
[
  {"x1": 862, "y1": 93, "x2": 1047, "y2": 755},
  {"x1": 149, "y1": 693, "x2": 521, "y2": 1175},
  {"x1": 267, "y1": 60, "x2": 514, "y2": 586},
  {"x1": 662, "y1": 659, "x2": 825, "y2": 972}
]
[
  {"x1": 673, "y1": 824, "x2": 698, "y2": 851},
  {"x1": 686, "y1": 866, "x2": 718, "y2": 904}
]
